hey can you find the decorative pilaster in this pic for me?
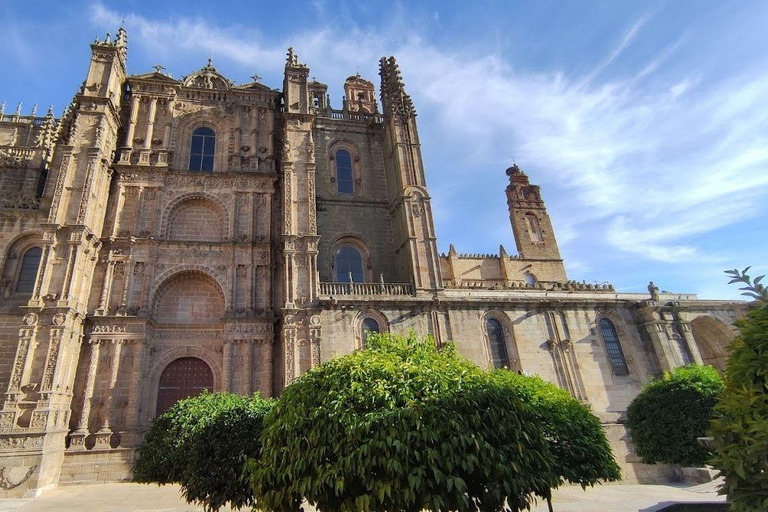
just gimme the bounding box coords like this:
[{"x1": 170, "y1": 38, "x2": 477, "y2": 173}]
[
  {"x1": 121, "y1": 339, "x2": 147, "y2": 447},
  {"x1": 262, "y1": 340, "x2": 274, "y2": 397},
  {"x1": 68, "y1": 340, "x2": 101, "y2": 450},
  {"x1": 241, "y1": 340, "x2": 253, "y2": 395},
  {"x1": 94, "y1": 340, "x2": 123, "y2": 448},
  {"x1": 222, "y1": 340, "x2": 233, "y2": 392}
]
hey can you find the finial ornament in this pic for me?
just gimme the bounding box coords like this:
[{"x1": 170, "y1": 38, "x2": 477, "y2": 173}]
[
  {"x1": 251, "y1": 73, "x2": 262, "y2": 82},
  {"x1": 0, "y1": 101, "x2": 5, "y2": 115},
  {"x1": 153, "y1": 64, "x2": 166, "y2": 73},
  {"x1": 15, "y1": 102, "x2": 22, "y2": 116},
  {"x1": 31, "y1": 104, "x2": 37, "y2": 116}
]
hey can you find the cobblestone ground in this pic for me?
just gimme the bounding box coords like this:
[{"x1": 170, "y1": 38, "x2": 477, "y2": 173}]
[{"x1": 1, "y1": 480, "x2": 725, "y2": 512}]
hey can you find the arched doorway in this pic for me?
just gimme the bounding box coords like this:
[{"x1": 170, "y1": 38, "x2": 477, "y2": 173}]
[
  {"x1": 691, "y1": 316, "x2": 735, "y2": 373},
  {"x1": 156, "y1": 357, "x2": 213, "y2": 415}
]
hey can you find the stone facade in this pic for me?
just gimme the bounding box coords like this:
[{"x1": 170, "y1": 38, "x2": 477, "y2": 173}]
[{"x1": 0, "y1": 28, "x2": 747, "y2": 496}]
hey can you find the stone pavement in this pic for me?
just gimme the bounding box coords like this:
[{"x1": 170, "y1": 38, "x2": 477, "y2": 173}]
[{"x1": 0, "y1": 480, "x2": 726, "y2": 511}]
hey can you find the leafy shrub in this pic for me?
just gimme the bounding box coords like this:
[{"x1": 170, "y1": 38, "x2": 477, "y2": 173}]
[
  {"x1": 133, "y1": 392, "x2": 274, "y2": 511},
  {"x1": 711, "y1": 302, "x2": 768, "y2": 512},
  {"x1": 626, "y1": 365, "x2": 724, "y2": 467},
  {"x1": 250, "y1": 332, "x2": 616, "y2": 512},
  {"x1": 489, "y1": 370, "x2": 621, "y2": 489}
]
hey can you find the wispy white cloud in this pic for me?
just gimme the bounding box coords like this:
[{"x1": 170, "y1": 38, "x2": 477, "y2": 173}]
[{"x1": 89, "y1": 3, "x2": 768, "y2": 280}]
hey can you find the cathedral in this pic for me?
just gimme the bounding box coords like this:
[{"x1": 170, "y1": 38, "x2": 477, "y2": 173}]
[{"x1": 0, "y1": 27, "x2": 746, "y2": 496}]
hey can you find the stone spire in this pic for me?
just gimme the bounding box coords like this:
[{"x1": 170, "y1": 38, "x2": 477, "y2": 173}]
[{"x1": 378, "y1": 56, "x2": 415, "y2": 119}]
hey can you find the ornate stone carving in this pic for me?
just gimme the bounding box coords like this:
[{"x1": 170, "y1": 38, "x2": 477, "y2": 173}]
[
  {"x1": 22, "y1": 313, "x2": 38, "y2": 326},
  {"x1": 0, "y1": 465, "x2": 37, "y2": 490}
]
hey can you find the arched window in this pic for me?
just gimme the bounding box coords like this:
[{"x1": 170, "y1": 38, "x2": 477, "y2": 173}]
[
  {"x1": 524, "y1": 272, "x2": 537, "y2": 286},
  {"x1": 361, "y1": 318, "x2": 380, "y2": 347},
  {"x1": 525, "y1": 213, "x2": 543, "y2": 242},
  {"x1": 334, "y1": 245, "x2": 364, "y2": 283},
  {"x1": 189, "y1": 127, "x2": 215, "y2": 172},
  {"x1": 599, "y1": 318, "x2": 629, "y2": 376},
  {"x1": 672, "y1": 324, "x2": 693, "y2": 365},
  {"x1": 15, "y1": 247, "x2": 42, "y2": 293},
  {"x1": 486, "y1": 317, "x2": 510, "y2": 369},
  {"x1": 335, "y1": 149, "x2": 354, "y2": 194}
]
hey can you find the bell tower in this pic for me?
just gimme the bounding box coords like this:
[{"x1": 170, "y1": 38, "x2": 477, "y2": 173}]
[{"x1": 506, "y1": 164, "x2": 563, "y2": 261}]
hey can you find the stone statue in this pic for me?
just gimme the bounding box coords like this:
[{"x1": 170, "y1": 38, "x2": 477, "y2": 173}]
[{"x1": 648, "y1": 281, "x2": 660, "y2": 301}]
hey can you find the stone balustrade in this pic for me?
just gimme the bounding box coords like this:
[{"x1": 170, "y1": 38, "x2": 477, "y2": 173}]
[{"x1": 319, "y1": 281, "x2": 415, "y2": 296}]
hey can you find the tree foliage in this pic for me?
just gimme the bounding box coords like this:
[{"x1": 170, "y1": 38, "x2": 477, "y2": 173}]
[
  {"x1": 133, "y1": 392, "x2": 274, "y2": 511},
  {"x1": 489, "y1": 370, "x2": 621, "y2": 488},
  {"x1": 711, "y1": 301, "x2": 768, "y2": 512},
  {"x1": 625, "y1": 365, "x2": 723, "y2": 467},
  {"x1": 250, "y1": 333, "x2": 618, "y2": 512}
]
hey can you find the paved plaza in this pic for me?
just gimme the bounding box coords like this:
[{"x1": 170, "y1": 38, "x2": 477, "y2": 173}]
[{"x1": 0, "y1": 480, "x2": 725, "y2": 512}]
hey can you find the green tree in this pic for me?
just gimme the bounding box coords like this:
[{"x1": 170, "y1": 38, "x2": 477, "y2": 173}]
[
  {"x1": 711, "y1": 266, "x2": 768, "y2": 511},
  {"x1": 250, "y1": 332, "x2": 617, "y2": 512},
  {"x1": 625, "y1": 365, "x2": 724, "y2": 467},
  {"x1": 490, "y1": 370, "x2": 621, "y2": 490},
  {"x1": 133, "y1": 392, "x2": 274, "y2": 511}
]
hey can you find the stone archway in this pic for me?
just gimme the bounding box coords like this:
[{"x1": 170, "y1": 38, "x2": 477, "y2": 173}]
[
  {"x1": 156, "y1": 357, "x2": 214, "y2": 415},
  {"x1": 691, "y1": 316, "x2": 735, "y2": 372}
]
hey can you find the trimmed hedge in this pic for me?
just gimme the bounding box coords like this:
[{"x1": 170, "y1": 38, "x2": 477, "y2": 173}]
[
  {"x1": 711, "y1": 303, "x2": 768, "y2": 512},
  {"x1": 626, "y1": 365, "x2": 723, "y2": 467},
  {"x1": 133, "y1": 392, "x2": 274, "y2": 511}
]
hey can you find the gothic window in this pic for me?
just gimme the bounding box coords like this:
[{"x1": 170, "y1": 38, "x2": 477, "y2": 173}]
[
  {"x1": 335, "y1": 149, "x2": 354, "y2": 194},
  {"x1": 486, "y1": 317, "x2": 510, "y2": 369},
  {"x1": 361, "y1": 318, "x2": 380, "y2": 346},
  {"x1": 15, "y1": 247, "x2": 42, "y2": 293},
  {"x1": 189, "y1": 127, "x2": 215, "y2": 172},
  {"x1": 599, "y1": 318, "x2": 629, "y2": 376},
  {"x1": 525, "y1": 213, "x2": 543, "y2": 242},
  {"x1": 334, "y1": 245, "x2": 364, "y2": 283},
  {"x1": 672, "y1": 324, "x2": 694, "y2": 365}
]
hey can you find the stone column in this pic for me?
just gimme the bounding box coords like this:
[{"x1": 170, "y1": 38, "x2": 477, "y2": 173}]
[
  {"x1": 68, "y1": 340, "x2": 100, "y2": 450},
  {"x1": 121, "y1": 339, "x2": 147, "y2": 446},
  {"x1": 94, "y1": 340, "x2": 123, "y2": 448},
  {"x1": 239, "y1": 340, "x2": 252, "y2": 395},
  {"x1": 120, "y1": 95, "x2": 140, "y2": 164},
  {"x1": 222, "y1": 340, "x2": 233, "y2": 392},
  {"x1": 96, "y1": 260, "x2": 115, "y2": 315},
  {"x1": 138, "y1": 97, "x2": 157, "y2": 165},
  {"x1": 262, "y1": 340, "x2": 273, "y2": 397}
]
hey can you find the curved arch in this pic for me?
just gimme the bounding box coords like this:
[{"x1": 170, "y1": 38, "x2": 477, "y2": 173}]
[
  {"x1": 481, "y1": 311, "x2": 520, "y2": 371},
  {"x1": 172, "y1": 112, "x2": 228, "y2": 172},
  {"x1": 330, "y1": 235, "x2": 373, "y2": 283},
  {"x1": 327, "y1": 139, "x2": 361, "y2": 196},
  {"x1": 691, "y1": 315, "x2": 735, "y2": 372},
  {"x1": 403, "y1": 185, "x2": 431, "y2": 200},
  {"x1": 353, "y1": 309, "x2": 389, "y2": 349},
  {"x1": 151, "y1": 270, "x2": 226, "y2": 324},
  {"x1": 189, "y1": 126, "x2": 216, "y2": 172},
  {"x1": 146, "y1": 347, "x2": 224, "y2": 418},
  {"x1": 597, "y1": 316, "x2": 629, "y2": 376},
  {"x1": 1, "y1": 232, "x2": 44, "y2": 298},
  {"x1": 161, "y1": 192, "x2": 229, "y2": 241}
]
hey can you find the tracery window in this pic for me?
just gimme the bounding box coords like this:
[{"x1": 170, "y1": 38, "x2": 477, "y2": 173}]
[
  {"x1": 599, "y1": 318, "x2": 629, "y2": 376},
  {"x1": 335, "y1": 149, "x2": 354, "y2": 194},
  {"x1": 361, "y1": 318, "x2": 380, "y2": 346},
  {"x1": 15, "y1": 247, "x2": 42, "y2": 293},
  {"x1": 189, "y1": 127, "x2": 215, "y2": 172},
  {"x1": 486, "y1": 317, "x2": 510, "y2": 369},
  {"x1": 524, "y1": 272, "x2": 537, "y2": 286},
  {"x1": 672, "y1": 324, "x2": 694, "y2": 365},
  {"x1": 334, "y1": 245, "x2": 364, "y2": 283}
]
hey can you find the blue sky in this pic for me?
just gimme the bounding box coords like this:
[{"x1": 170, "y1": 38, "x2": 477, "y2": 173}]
[{"x1": 2, "y1": 1, "x2": 767, "y2": 299}]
